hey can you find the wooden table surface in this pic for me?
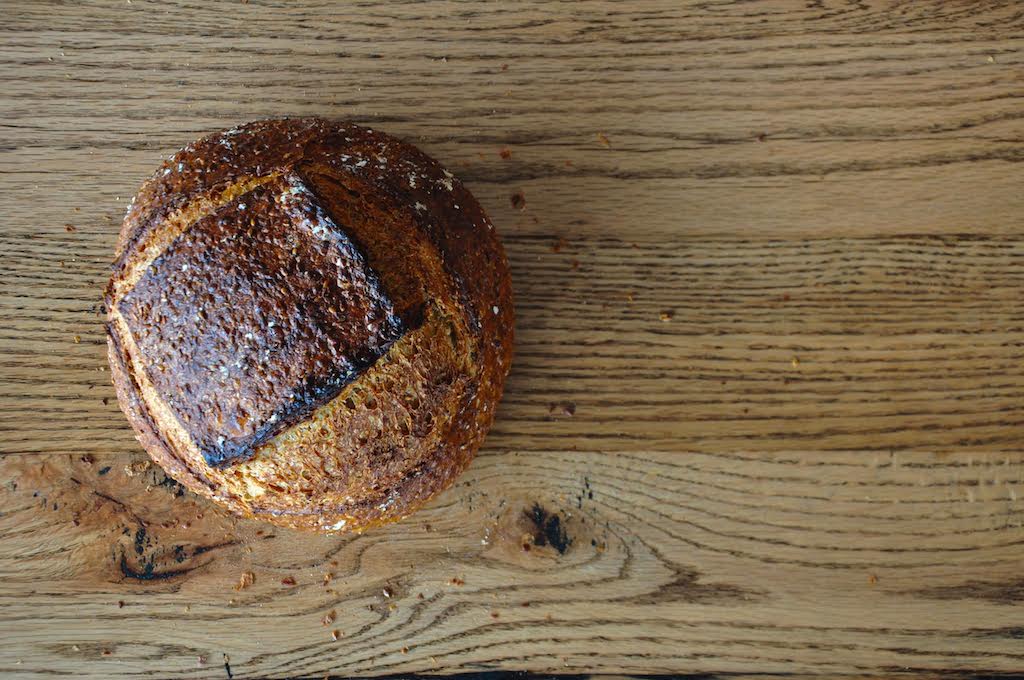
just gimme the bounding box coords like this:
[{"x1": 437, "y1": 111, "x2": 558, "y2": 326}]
[{"x1": 2, "y1": 2, "x2": 1023, "y2": 678}]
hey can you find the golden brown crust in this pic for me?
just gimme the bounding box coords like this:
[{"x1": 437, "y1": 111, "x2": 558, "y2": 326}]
[{"x1": 105, "y1": 118, "x2": 513, "y2": 532}]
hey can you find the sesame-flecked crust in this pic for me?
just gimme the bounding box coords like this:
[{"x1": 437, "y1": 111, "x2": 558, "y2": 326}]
[{"x1": 105, "y1": 118, "x2": 514, "y2": 532}]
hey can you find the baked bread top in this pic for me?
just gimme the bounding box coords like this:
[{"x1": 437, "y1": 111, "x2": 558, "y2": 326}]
[{"x1": 105, "y1": 118, "x2": 513, "y2": 532}]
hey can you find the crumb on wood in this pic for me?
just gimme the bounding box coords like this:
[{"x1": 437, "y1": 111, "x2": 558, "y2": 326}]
[
  {"x1": 323, "y1": 572, "x2": 334, "y2": 586},
  {"x1": 401, "y1": 646, "x2": 409, "y2": 654},
  {"x1": 117, "y1": 600, "x2": 124, "y2": 608},
  {"x1": 64, "y1": 223, "x2": 76, "y2": 232},
  {"x1": 660, "y1": 310, "x2": 674, "y2": 322},
  {"x1": 595, "y1": 132, "x2": 611, "y2": 147},
  {"x1": 791, "y1": 356, "x2": 800, "y2": 368},
  {"x1": 73, "y1": 335, "x2": 81, "y2": 344},
  {"x1": 450, "y1": 577, "x2": 465, "y2": 586},
  {"x1": 499, "y1": 148, "x2": 512, "y2": 160},
  {"x1": 868, "y1": 573, "x2": 879, "y2": 584},
  {"x1": 382, "y1": 586, "x2": 393, "y2": 598},
  {"x1": 235, "y1": 571, "x2": 255, "y2": 591},
  {"x1": 490, "y1": 611, "x2": 500, "y2": 619},
  {"x1": 417, "y1": 592, "x2": 425, "y2": 599},
  {"x1": 101, "y1": 649, "x2": 112, "y2": 656},
  {"x1": 322, "y1": 609, "x2": 336, "y2": 626},
  {"x1": 500, "y1": 63, "x2": 508, "y2": 71},
  {"x1": 123, "y1": 460, "x2": 150, "y2": 477},
  {"x1": 510, "y1": 191, "x2": 526, "y2": 210},
  {"x1": 548, "y1": 401, "x2": 576, "y2": 417},
  {"x1": 197, "y1": 655, "x2": 207, "y2": 666},
  {"x1": 626, "y1": 292, "x2": 635, "y2": 304},
  {"x1": 552, "y1": 237, "x2": 568, "y2": 253},
  {"x1": 331, "y1": 629, "x2": 342, "y2": 641},
  {"x1": 756, "y1": 132, "x2": 767, "y2": 142},
  {"x1": 281, "y1": 576, "x2": 297, "y2": 586},
  {"x1": 80, "y1": 454, "x2": 94, "y2": 466}
]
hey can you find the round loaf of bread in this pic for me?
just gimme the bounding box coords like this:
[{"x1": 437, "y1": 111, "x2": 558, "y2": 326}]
[{"x1": 105, "y1": 118, "x2": 513, "y2": 532}]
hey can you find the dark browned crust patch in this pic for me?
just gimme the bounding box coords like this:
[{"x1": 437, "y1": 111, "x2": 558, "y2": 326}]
[{"x1": 118, "y1": 174, "x2": 405, "y2": 467}]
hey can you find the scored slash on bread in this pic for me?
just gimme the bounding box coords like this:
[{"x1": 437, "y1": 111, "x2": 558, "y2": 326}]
[
  {"x1": 118, "y1": 173, "x2": 407, "y2": 468},
  {"x1": 105, "y1": 118, "x2": 513, "y2": 532}
]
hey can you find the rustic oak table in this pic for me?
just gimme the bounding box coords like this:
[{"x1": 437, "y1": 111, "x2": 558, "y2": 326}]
[{"x1": 2, "y1": 2, "x2": 1023, "y2": 678}]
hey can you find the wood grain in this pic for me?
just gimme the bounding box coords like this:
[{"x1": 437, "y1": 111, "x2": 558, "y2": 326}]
[{"x1": 1, "y1": 1, "x2": 1023, "y2": 677}]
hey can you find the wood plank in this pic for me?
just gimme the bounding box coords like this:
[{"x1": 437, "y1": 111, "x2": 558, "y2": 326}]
[
  {"x1": 4, "y1": 234, "x2": 1024, "y2": 455},
  {"x1": 4, "y1": 449, "x2": 1024, "y2": 676},
  {"x1": 2, "y1": 0, "x2": 1023, "y2": 677}
]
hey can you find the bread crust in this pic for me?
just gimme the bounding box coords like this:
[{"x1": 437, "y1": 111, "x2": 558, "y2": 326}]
[{"x1": 105, "y1": 118, "x2": 513, "y2": 532}]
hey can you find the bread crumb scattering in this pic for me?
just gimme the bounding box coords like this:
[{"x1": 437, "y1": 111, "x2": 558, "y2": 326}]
[
  {"x1": 322, "y1": 609, "x2": 336, "y2": 626},
  {"x1": 234, "y1": 571, "x2": 255, "y2": 590},
  {"x1": 281, "y1": 576, "x2": 297, "y2": 586},
  {"x1": 450, "y1": 577, "x2": 465, "y2": 586},
  {"x1": 660, "y1": 310, "x2": 674, "y2": 322},
  {"x1": 499, "y1": 148, "x2": 512, "y2": 160},
  {"x1": 123, "y1": 460, "x2": 150, "y2": 477},
  {"x1": 510, "y1": 191, "x2": 526, "y2": 210},
  {"x1": 595, "y1": 132, "x2": 611, "y2": 147},
  {"x1": 331, "y1": 629, "x2": 341, "y2": 641}
]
